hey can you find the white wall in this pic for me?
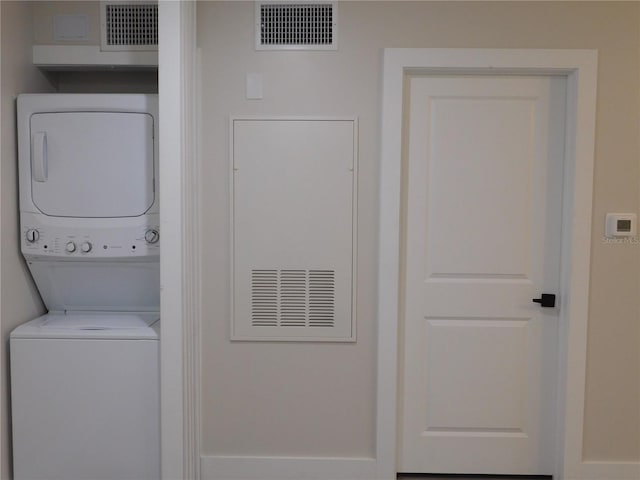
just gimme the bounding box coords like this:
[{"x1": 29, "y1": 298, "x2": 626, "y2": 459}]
[
  {"x1": 0, "y1": 2, "x2": 54, "y2": 478},
  {"x1": 197, "y1": 0, "x2": 639, "y2": 464}
]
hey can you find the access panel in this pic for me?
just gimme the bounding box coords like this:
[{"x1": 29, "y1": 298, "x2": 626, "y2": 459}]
[{"x1": 232, "y1": 118, "x2": 358, "y2": 341}]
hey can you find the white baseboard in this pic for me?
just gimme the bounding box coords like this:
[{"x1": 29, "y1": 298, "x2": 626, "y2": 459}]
[
  {"x1": 565, "y1": 461, "x2": 640, "y2": 480},
  {"x1": 200, "y1": 455, "x2": 378, "y2": 480}
]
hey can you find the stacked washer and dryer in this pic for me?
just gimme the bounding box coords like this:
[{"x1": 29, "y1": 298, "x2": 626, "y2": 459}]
[{"x1": 10, "y1": 94, "x2": 161, "y2": 480}]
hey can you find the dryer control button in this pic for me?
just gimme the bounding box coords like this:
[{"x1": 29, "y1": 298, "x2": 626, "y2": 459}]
[
  {"x1": 65, "y1": 241, "x2": 77, "y2": 253},
  {"x1": 144, "y1": 229, "x2": 160, "y2": 244},
  {"x1": 81, "y1": 242, "x2": 92, "y2": 253},
  {"x1": 26, "y1": 229, "x2": 39, "y2": 243}
]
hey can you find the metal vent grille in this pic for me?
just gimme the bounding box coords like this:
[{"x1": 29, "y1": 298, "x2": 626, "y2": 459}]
[
  {"x1": 103, "y1": 3, "x2": 158, "y2": 50},
  {"x1": 251, "y1": 269, "x2": 336, "y2": 328},
  {"x1": 256, "y1": 2, "x2": 337, "y2": 50}
]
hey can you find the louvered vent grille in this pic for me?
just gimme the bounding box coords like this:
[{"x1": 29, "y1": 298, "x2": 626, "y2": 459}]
[
  {"x1": 251, "y1": 269, "x2": 336, "y2": 328},
  {"x1": 104, "y1": 3, "x2": 158, "y2": 49},
  {"x1": 280, "y1": 270, "x2": 307, "y2": 327},
  {"x1": 257, "y1": 2, "x2": 337, "y2": 50},
  {"x1": 309, "y1": 270, "x2": 335, "y2": 327},
  {"x1": 251, "y1": 270, "x2": 278, "y2": 326}
]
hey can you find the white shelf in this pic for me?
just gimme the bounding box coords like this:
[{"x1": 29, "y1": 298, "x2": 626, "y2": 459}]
[{"x1": 33, "y1": 45, "x2": 157, "y2": 70}]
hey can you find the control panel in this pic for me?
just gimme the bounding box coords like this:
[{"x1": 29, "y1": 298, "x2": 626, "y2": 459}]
[
  {"x1": 22, "y1": 224, "x2": 160, "y2": 259},
  {"x1": 605, "y1": 213, "x2": 637, "y2": 238}
]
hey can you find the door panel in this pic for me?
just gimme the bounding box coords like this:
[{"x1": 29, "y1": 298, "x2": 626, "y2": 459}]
[
  {"x1": 425, "y1": 97, "x2": 534, "y2": 277},
  {"x1": 399, "y1": 75, "x2": 566, "y2": 475},
  {"x1": 424, "y1": 318, "x2": 528, "y2": 431},
  {"x1": 30, "y1": 112, "x2": 155, "y2": 218}
]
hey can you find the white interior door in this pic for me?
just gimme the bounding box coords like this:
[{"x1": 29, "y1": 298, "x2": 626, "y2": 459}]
[{"x1": 399, "y1": 75, "x2": 566, "y2": 475}]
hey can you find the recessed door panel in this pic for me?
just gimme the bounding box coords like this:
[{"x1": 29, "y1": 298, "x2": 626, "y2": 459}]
[
  {"x1": 424, "y1": 318, "x2": 528, "y2": 431},
  {"x1": 30, "y1": 112, "x2": 154, "y2": 218},
  {"x1": 425, "y1": 97, "x2": 534, "y2": 278}
]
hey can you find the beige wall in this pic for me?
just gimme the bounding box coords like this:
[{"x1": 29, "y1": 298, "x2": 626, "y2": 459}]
[
  {"x1": 55, "y1": 71, "x2": 158, "y2": 93},
  {"x1": 198, "y1": 1, "x2": 640, "y2": 462},
  {"x1": 0, "y1": 2, "x2": 53, "y2": 478},
  {"x1": 32, "y1": 1, "x2": 100, "y2": 46}
]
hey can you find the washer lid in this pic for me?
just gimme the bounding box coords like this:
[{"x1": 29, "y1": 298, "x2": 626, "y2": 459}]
[{"x1": 10, "y1": 312, "x2": 159, "y2": 340}]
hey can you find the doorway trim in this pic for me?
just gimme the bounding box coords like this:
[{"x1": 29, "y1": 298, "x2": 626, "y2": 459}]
[
  {"x1": 158, "y1": 1, "x2": 200, "y2": 479},
  {"x1": 376, "y1": 49, "x2": 598, "y2": 480}
]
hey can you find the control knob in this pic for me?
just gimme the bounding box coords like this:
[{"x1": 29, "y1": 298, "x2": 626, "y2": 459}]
[
  {"x1": 65, "y1": 241, "x2": 77, "y2": 253},
  {"x1": 25, "y1": 229, "x2": 39, "y2": 243},
  {"x1": 144, "y1": 229, "x2": 160, "y2": 244},
  {"x1": 81, "y1": 242, "x2": 92, "y2": 253}
]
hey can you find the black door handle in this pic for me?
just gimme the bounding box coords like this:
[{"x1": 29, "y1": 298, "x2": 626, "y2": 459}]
[{"x1": 532, "y1": 294, "x2": 556, "y2": 308}]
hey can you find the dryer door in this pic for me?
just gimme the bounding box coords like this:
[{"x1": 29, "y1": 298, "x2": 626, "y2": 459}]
[{"x1": 29, "y1": 112, "x2": 155, "y2": 218}]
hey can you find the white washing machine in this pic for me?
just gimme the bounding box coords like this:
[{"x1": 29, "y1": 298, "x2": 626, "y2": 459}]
[
  {"x1": 11, "y1": 94, "x2": 160, "y2": 480},
  {"x1": 10, "y1": 313, "x2": 159, "y2": 480}
]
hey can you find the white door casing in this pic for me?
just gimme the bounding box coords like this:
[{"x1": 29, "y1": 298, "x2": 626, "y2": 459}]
[
  {"x1": 158, "y1": 1, "x2": 200, "y2": 479},
  {"x1": 399, "y1": 75, "x2": 565, "y2": 474},
  {"x1": 377, "y1": 49, "x2": 598, "y2": 480}
]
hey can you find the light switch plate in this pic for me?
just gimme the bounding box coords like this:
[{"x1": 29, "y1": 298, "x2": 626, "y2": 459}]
[
  {"x1": 246, "y1": 73, "x2": 263, "y2": 100},
  {"x1": 605, "y1": 213, "x2": 637, "y2": 237}
]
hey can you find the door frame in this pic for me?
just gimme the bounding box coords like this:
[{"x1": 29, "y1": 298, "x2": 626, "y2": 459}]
[
  {"x1": 376, "y1": 48, "x2": 598, "y2": 480},
  {"x1": 158, "y1": 1, "x2": 200, "y2": 479}
]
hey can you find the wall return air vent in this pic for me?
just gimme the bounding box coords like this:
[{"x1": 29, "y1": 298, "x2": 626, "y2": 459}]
[
  {"x1": 101, "y1": 2, "x2": 158, "y2": 51},
  {"x1": 251, "y1": 269, "x2": 336, "y2": 328},
  {"x1": 255, "y1": 1, "x2": 338, "y2": 50}
]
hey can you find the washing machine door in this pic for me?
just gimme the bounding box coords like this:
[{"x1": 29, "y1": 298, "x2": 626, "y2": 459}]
[{"x1": 29, "y1": 111, "x2": 155, "y2": 218}]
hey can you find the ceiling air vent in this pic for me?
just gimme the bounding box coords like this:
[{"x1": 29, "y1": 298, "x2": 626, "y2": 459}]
[
  {"x1": 255, "y1": 1, "x2": 338, "y2": 51},
  {"x1": 101, "y1": 2, "x2": 158, "y2": 51}
]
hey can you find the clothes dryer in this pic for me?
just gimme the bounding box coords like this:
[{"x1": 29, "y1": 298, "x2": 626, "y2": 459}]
[{"x1": 17, "y1": 94, "x2": 160, "y2": 311}]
